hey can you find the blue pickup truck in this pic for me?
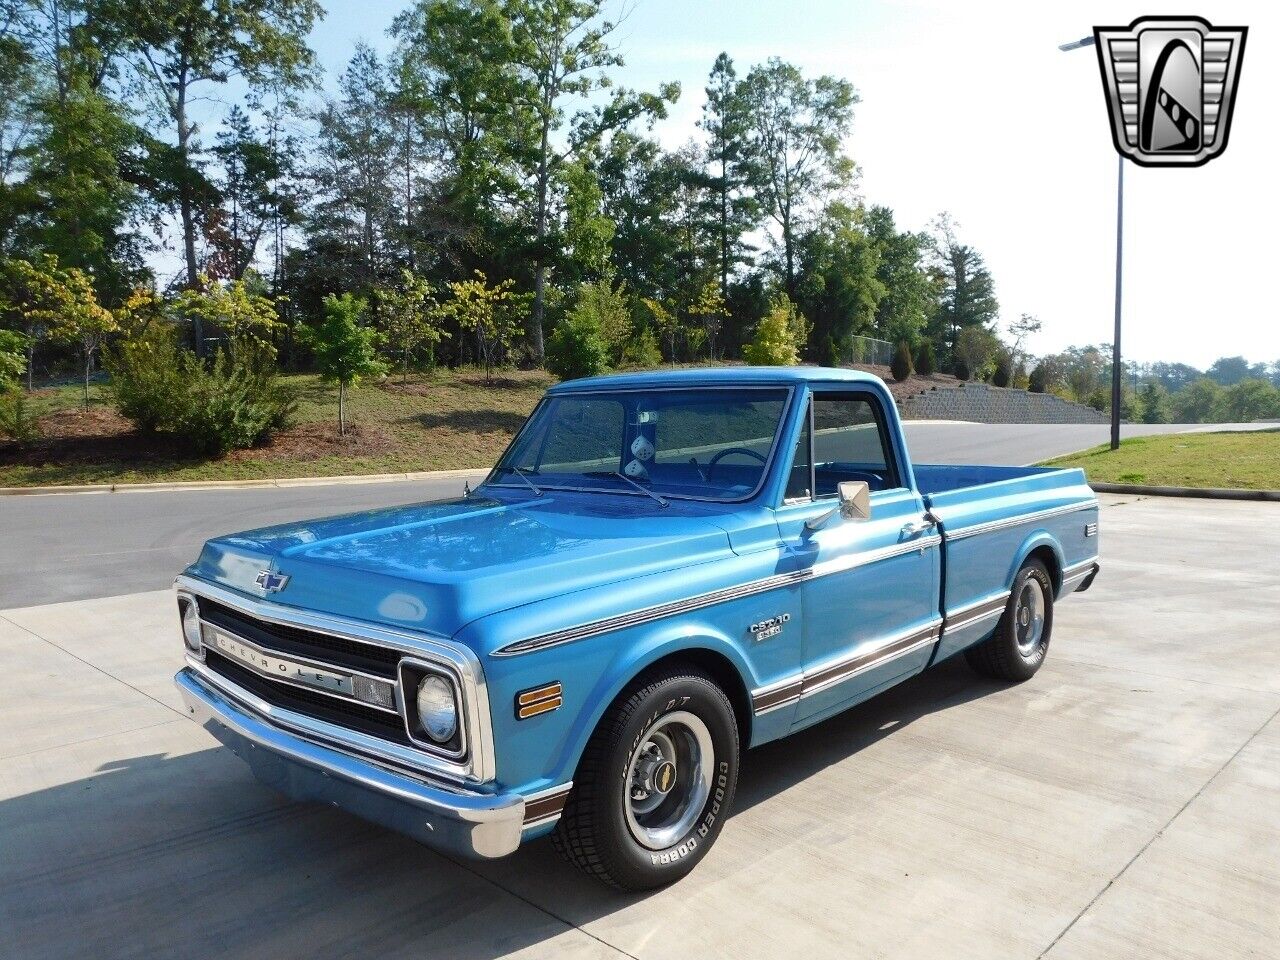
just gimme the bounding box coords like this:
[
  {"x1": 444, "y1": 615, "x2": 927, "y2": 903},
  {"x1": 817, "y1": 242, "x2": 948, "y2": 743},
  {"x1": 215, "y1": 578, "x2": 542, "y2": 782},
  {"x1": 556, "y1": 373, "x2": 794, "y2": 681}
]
[{"x1": 174, "y1": 367, "x2": 1099, "y2": 890}]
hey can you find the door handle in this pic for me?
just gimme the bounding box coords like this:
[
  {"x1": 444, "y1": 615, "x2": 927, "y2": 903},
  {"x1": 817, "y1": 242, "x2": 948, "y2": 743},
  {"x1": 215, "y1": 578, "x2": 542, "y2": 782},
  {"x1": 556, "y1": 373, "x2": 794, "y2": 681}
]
[{"x1": 901, "y1": 518, "x2": 937, "y2": 538}]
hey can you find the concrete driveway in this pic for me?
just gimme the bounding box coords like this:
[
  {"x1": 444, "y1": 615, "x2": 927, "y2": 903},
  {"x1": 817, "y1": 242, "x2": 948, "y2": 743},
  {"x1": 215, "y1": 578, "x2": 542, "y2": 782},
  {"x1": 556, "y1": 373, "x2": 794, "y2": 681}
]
[{"x1": 1, "y1": 493, "x2": 1277, "y2": 959}]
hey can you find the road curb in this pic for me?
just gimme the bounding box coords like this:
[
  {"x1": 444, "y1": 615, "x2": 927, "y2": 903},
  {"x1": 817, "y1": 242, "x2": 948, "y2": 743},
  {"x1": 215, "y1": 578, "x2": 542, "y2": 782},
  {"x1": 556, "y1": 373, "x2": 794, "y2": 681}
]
[
  {"x1": 0, "y1": 467, "x2": 489, "y2": 497},
  {"x1": 1091, "y1": 482, "x2": 1280, "y2": 502}
]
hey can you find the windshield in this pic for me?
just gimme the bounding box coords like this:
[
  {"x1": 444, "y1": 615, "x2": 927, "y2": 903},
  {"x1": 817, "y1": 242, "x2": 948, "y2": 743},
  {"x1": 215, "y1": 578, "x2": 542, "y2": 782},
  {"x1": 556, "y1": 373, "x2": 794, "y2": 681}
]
[{"x1": 490, "y1": 387, "x2": 791, "y2": 501}]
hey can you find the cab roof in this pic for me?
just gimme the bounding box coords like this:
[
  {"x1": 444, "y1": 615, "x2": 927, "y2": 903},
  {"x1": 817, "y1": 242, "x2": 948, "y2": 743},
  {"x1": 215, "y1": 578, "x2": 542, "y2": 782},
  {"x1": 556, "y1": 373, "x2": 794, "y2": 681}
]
[{"x1": 547, "y1": 365, "x2": 886, "y2": 393}]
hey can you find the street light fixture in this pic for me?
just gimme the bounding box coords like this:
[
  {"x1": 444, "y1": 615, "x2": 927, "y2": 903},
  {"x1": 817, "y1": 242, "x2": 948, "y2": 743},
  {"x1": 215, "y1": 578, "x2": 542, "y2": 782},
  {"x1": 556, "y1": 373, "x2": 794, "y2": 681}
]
[{"x1": 1061, "y1": 33, "x2": 1124, "y2": 451}]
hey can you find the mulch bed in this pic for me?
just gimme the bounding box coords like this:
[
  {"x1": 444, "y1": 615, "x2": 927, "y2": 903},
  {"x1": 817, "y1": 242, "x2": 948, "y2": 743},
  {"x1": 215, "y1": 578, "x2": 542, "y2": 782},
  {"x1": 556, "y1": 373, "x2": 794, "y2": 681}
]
[
  {"x1": 226, "y1": 421, "x2": 395, "y2": 462},
  {"x1": 0, "y1": 407, "x2": 395, "y2": 468}
]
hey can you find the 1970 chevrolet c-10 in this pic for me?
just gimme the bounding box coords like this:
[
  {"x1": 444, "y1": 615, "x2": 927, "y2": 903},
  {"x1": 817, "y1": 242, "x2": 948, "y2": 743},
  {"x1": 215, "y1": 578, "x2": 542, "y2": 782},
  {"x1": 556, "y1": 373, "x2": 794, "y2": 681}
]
[{"x1": 174, "y1": 367, "x2": 1099, "y2": 890}]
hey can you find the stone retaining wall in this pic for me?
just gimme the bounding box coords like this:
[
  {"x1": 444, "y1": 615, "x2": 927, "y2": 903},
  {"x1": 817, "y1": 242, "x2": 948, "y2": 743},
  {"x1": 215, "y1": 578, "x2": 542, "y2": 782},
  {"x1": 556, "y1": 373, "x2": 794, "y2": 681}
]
[{"x1": 900, "y1": 382, "x2": 1108, "y2": 424}]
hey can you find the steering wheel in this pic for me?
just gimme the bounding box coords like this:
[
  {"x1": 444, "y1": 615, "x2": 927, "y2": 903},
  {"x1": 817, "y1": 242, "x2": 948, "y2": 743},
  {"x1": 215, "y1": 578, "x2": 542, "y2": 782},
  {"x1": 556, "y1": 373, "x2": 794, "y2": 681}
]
[{"x1": 706, "y1": 447, "x2": 768, "y2": 479}]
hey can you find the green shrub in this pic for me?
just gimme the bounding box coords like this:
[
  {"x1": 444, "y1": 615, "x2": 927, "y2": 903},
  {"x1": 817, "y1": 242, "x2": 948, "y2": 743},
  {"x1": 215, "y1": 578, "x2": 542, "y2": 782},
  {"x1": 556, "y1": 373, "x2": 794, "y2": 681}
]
[
  {"x1": 0, "y1": 329, "x2": 27, "y2": 390},
  {"x1": 107, "y1": 327, "x2": 192, "y2": 433},
  {"x1": 821, "y1": 334, "x2": 840, "y2": 367},
  {"x1": 178, "y1": 352, "x2": 296, "y2": 456},
  {"x1": 546, "y1": 314, "x2": 610, "y2": 381},
  {"x1": 569, "y1": 280, "x2": 631, "y2": 366},
  {"x1": 1028, "y1": 363, "x2": 1047, "y2": 393},
  {"x1": 890, "y1": 341, "x2": 913, "y2": 382},
  {"x1": 0, "y1": 387, "x2": 38, "y2": 443},
  {"x1": 914, "y1": 342, "x2": 937, "y2": 376},
  {"x1": 991, "y1": 350, "x2": 1012, "y2": 387},
  {"x1": 952, "y1": 357, "x2": 970, "y2": 381},
  {"x1": 621, "y1": 326, "x2": 662, "y2": 369},
  {"x1": 107, "y1": 326, "x2": 294, "y2": 455},
  {"x1": 744, "y1": 294, "x2": 806, "y2": 366}
]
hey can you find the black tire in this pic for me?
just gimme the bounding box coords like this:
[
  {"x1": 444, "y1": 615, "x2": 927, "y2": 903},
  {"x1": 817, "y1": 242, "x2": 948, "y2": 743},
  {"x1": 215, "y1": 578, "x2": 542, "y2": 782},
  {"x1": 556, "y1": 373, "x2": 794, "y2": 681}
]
[
  {"x1": 964, "y1": 559, "x2": 1055, "y2": 682},
  {"x1": 553, "y1": 666, "x2": 740, "y2": 891}
]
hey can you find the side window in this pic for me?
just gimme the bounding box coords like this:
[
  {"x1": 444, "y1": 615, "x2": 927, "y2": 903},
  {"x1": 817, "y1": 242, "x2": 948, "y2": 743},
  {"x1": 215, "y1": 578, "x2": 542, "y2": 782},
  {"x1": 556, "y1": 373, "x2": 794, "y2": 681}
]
[
  {"x1": 811, "y1": 393, "x2": 899, "y2": 496},
  {"x1": 784, "y1": 402, "x2": 812, "y2": 500}
]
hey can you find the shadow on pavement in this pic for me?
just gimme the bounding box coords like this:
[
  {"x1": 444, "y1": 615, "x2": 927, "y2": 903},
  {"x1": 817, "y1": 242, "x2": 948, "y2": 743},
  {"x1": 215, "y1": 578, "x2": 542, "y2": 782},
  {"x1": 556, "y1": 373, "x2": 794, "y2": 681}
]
[{"x1": 0, "y1": 656, "x2": 1003, "y2": 960}]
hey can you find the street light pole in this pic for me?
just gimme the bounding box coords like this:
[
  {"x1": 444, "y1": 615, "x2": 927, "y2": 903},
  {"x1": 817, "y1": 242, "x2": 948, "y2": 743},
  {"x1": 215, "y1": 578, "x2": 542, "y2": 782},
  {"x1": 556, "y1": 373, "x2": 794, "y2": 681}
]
[
  {"x1": 1060, "y1": 34, "x2": 1125, "y2": 450},
  {"x1": 1111, "y1": 153, "x2": 1123, "y2": 450}
]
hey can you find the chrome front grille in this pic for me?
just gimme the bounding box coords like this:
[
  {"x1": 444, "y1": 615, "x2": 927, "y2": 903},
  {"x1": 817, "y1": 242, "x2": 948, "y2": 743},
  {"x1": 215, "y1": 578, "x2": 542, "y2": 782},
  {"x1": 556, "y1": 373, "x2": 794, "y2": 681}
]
[
  {"x1": 202, "y1": 647, "x2": 412, "y2": 745},
  {"x1": 176, "y1": 576, "x2": 499, "y2": 785},
  {"x1": 199, "y1": 598, "x2": 402, "y2": 678}
]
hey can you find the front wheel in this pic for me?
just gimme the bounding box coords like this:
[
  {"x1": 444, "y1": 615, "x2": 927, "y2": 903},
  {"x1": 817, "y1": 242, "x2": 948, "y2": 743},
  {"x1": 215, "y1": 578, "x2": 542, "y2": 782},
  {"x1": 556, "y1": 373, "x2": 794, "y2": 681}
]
[
  {"x1": 553, "y1": 667, "x2": 740, "y2": 891},
  {"x1": 964, "y1": 558, "x2": 1055, "y2": 682}
]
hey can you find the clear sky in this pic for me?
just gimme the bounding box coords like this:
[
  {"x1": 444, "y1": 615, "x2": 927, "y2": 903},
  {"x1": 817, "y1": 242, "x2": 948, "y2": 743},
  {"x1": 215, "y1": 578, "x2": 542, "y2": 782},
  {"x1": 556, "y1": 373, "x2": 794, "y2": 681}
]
[{"x1": 304, "y1": 0, "x2": 1278, "y2": 370}]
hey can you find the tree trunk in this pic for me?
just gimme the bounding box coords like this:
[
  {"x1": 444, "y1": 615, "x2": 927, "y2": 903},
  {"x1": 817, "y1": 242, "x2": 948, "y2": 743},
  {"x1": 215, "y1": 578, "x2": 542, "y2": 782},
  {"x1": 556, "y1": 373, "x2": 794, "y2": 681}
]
[
  {"x1": 26, "y1": 341, "x2": 34, "y2": 391},
  {"x1": 783, "y1": 222, "x2": 795, "y2": 300},
  {"x1": 82, "y1": 349, "x2": 91, "y2": 412},
  {"x1": 338, "y1": 382, "x2": 346, "y2": 437},
  {"x1": 175, "y1": 74, "x2": 203, "y2": 354},
  {"x1": 719, "y1": 152, "x2": 729, "y2": 359},
  {"x1": 530, "y1": 118, "x2": 550, "y2": 364}
]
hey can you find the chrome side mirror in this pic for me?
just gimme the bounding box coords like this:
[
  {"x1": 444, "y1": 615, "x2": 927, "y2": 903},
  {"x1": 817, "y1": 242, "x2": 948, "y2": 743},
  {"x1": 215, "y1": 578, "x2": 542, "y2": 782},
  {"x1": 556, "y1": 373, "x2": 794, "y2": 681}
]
[
  {"x1": 804, "y1": 480, "x2": 872, "y2": 531},
  {"x1": 837, "y1": 480, "x2": 872, "y2": 521}
]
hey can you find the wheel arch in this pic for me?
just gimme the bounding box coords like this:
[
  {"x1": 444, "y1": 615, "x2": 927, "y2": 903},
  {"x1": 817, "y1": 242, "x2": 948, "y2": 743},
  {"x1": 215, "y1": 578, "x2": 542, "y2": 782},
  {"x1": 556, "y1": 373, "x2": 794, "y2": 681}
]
[
  {"x1": 1011, "y1": 532, "x2": 1064, "y2": 594},
  {"x1": 551, "y1": 631, "x2": 755, "y2": 787}
]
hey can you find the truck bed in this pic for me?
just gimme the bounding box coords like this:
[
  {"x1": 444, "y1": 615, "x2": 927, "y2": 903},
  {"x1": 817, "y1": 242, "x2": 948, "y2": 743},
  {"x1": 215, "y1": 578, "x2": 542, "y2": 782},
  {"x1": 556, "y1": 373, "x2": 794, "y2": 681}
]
[
  {"x1": 912, "y1": 463, "x2": 1068, "y2": 496},
  {"x1": 913, "y1": 463, "x2": 1099, "y2": 664}
]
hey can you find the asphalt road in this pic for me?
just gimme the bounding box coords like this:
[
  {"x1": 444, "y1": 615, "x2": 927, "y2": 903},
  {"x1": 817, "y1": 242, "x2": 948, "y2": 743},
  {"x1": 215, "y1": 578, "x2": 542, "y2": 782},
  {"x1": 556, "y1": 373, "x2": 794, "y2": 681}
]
[
  {"x1": 0, "y1": 421, "x2": 1267, "y2": 607},
  {"x1": 2, "y1": 493, "x2": 1278, "y2": 959}
]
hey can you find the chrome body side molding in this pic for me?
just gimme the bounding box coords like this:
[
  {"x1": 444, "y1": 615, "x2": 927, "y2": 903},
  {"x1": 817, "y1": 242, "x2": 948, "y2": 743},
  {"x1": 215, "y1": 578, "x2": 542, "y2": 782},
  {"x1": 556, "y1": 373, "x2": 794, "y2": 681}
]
[
  {"x1": 942, "y1": 591, "x2": 1012, "y2": 635},
  {"x1": 495, "y1": 536, "x2": 942, "y2": 658},
  {"x1": 942, "y1": 501, "x2": 1098, "y2": 541},
  {"x1": 751, "y1": 619, "x2": 943, "y2": 716}
]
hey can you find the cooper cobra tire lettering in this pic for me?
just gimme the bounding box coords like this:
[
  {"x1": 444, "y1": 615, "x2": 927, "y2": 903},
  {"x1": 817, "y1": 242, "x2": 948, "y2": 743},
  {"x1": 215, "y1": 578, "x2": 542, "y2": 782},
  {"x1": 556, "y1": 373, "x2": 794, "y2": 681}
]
[{"x1": 555, "y1": 668, "x2": 740, "y2": 891}]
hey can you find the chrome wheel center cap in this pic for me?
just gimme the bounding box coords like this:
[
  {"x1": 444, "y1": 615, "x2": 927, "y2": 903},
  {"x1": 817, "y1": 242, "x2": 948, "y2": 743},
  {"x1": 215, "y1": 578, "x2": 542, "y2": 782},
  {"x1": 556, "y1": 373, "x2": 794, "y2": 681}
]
[
  {"x1": 1019, "y1": 607, "x2": 1030, "y2": 626},
  {"x1": 634, "y1": 752, "x2": 677, "y2": 796}
]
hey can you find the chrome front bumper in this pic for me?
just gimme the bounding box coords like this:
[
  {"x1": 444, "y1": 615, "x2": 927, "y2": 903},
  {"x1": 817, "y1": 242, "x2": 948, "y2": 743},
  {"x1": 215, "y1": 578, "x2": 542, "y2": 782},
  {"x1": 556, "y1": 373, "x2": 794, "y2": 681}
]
[{"x1": 175, "y1": 668, "x2": 526, "y2": 859}]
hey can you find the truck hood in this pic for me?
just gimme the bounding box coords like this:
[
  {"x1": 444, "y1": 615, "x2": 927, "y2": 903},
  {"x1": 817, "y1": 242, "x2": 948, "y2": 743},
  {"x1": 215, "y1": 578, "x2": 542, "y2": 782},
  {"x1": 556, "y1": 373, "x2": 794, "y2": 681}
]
[{"x1": 187, "y1": 493, "x2": 733, "y2": 640}]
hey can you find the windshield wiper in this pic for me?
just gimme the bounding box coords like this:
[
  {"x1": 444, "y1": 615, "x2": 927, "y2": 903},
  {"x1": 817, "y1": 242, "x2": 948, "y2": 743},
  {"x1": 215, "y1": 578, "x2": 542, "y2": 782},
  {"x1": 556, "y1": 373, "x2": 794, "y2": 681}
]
[
  {"x1": 611, "y1": 471, "x2": 669, "y2": 508},
  {"x1": 502, "y1": 465, "x2": 542, "y2": 496}
]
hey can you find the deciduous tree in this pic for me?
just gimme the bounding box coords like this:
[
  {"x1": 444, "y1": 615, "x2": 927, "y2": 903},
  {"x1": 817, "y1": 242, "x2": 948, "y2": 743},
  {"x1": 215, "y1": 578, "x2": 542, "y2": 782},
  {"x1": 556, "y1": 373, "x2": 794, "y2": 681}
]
[
  {"x1": 119, "y1": 0, "x2": 321, "y2": 336},
  {"x1": 378, "y1": 269, "x2": 448, "y2": 381},
  {"x1": 306, "y1": 292, "x2": 385, "y2": 436},
  {"x1": 439, "y1": 270, "x2": 528, "y2": 383},
  {"x1": 738, "y1": 58, "x2": 855, "y2": 297}
]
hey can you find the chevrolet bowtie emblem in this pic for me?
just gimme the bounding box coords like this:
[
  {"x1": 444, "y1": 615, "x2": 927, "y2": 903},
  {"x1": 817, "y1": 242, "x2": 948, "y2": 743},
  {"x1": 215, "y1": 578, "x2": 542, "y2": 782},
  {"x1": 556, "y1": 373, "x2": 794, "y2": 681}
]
[
  {"x1": 255, "y1": 570, "x2": 291, "y2": 593},
  {"x1": 1094, "y1": 16, "x2": 1247, "y2": 167}
]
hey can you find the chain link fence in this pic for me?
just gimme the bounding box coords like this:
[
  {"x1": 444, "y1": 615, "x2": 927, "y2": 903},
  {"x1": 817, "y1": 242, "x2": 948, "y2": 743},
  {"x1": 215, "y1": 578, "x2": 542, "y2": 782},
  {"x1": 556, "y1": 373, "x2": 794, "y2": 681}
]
[{"x1": 843, "y1": 335, "x2": 895, "y2": 368}]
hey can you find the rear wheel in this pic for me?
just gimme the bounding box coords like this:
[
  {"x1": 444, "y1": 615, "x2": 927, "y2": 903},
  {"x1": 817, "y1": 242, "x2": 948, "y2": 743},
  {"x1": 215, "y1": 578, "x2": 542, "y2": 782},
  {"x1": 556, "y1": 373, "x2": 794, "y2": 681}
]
[
  {"x1": 553, "y1": 667, "x2": 739, "y2": 891},
  {"x1": 964, "y1": 559, "x2": 1054, "y2": 682}
]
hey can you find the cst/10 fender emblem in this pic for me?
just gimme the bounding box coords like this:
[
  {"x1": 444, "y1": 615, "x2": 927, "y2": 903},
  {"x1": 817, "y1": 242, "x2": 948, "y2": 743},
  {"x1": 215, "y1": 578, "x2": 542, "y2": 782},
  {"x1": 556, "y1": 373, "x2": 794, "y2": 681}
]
[{"x1": 750, "y1": 614, "x2": 790, "y2": 641}]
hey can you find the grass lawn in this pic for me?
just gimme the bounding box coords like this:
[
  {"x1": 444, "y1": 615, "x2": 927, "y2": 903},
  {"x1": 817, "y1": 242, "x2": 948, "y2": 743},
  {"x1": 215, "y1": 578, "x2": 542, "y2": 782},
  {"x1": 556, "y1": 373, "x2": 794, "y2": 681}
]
[
  {"x1": 1041, "y1": 430, "x2": 1280, "y2": 490},
  {"x1": 0, "y1": 369, "x2": 553, "y2": 487}
]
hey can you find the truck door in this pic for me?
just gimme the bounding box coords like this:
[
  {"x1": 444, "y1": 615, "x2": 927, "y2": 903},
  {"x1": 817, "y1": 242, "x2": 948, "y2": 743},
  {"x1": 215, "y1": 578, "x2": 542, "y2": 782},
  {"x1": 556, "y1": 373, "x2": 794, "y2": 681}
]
[{"x1": 774, "y1": 388, "x2": 942, "y2": 726}]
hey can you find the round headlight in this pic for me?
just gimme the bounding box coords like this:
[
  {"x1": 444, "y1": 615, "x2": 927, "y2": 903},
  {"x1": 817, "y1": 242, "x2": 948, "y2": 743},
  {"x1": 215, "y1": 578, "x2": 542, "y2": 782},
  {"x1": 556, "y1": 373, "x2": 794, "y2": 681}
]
[
  {"x1": 181, "y1": 600, "x2": 202, "y2": 653},
  {"x1": 415, "y1": 674, "x2": 458, "y2": 743}
]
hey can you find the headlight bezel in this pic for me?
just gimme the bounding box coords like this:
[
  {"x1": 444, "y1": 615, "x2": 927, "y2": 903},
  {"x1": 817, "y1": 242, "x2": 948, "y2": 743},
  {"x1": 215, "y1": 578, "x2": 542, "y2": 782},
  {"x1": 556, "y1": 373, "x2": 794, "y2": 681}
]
[{"x1": 398, "y1": 658, "x2": 466, "y2": 757}]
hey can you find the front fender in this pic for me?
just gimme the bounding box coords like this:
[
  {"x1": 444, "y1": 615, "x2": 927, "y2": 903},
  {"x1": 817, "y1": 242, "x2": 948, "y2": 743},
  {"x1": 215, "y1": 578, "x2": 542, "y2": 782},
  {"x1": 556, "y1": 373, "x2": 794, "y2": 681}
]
[{"x1": 562, "y1": 622, "x2": 755, "y2": 773}]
